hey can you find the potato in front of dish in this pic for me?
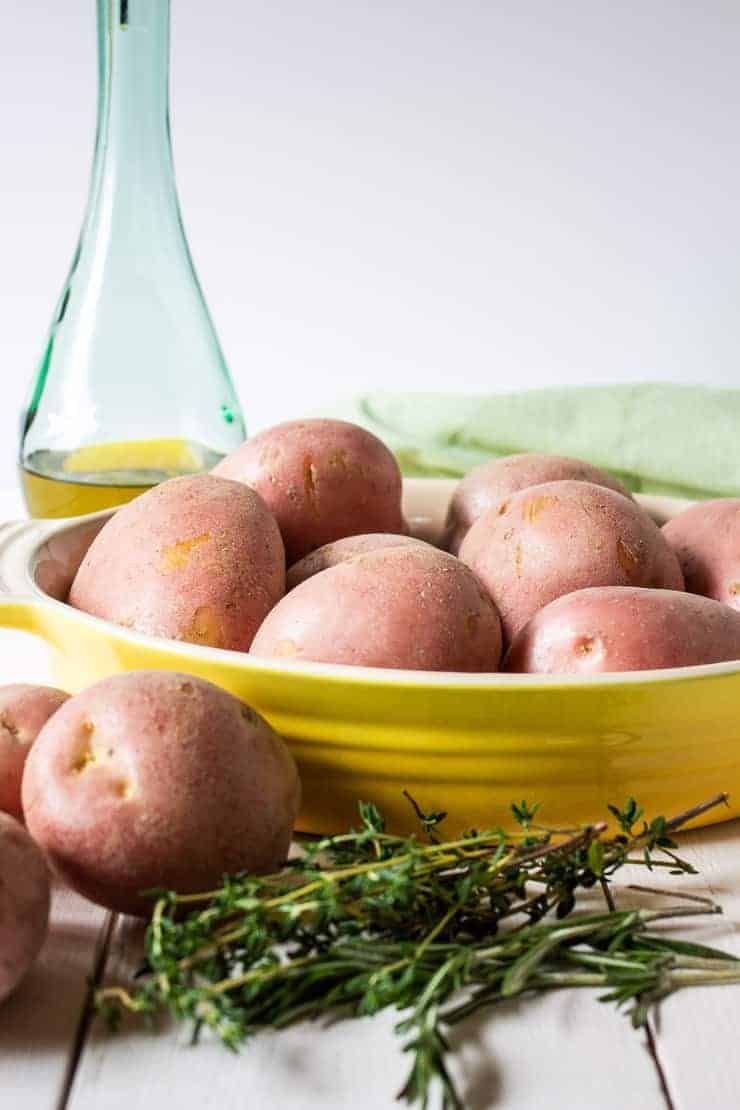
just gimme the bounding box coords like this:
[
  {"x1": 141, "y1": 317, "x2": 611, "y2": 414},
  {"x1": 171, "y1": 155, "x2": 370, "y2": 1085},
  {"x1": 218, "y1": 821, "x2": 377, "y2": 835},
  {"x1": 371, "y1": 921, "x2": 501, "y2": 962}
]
[
  {"x1": 22, "y1": 672, "x2": 301, "y2": 916},
  {"x1": 0, "y1": 812, "x2": 50, "y2": 1003},
  {"x1": 0, "y1": 684, "x2": 69, "y2": 820}
]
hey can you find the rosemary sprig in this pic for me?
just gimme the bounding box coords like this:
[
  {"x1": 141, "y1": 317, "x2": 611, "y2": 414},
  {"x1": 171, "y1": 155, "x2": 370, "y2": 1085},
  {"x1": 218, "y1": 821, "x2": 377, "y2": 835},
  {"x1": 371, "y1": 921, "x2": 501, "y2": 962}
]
[{"x1": 97, "y1": 792, "x2": 736, "y2": 1109}]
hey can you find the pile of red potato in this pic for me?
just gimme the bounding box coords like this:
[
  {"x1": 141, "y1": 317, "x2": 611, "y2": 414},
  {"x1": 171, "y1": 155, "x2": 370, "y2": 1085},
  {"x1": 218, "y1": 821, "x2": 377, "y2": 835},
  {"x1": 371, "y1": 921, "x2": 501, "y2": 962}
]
[{"x1": 2, "y1": 417, "x2": 740, "y2": 1002}]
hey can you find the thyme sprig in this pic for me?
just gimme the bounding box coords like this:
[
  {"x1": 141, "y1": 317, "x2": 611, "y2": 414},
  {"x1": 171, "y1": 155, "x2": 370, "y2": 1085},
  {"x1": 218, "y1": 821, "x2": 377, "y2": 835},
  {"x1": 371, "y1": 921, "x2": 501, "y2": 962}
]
[{"x1": 97, "y1": 793, "x2": 738, "y2": 1109}]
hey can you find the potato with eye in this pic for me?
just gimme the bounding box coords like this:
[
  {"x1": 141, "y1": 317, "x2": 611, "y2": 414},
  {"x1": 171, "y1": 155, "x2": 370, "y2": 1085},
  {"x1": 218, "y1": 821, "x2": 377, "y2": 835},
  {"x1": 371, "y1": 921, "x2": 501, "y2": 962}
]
[
  {"x1": 68, "y1": 474, "x2": 285, "y2": 651},
  {"x1": 442, "y1": 454, "x2": 632, "y2": 554},
  {"x1": 0, "y1": 813, "x2": 50, "y2": 1004},
  {"x1": 213, "y1": 419, "x2": 407, "y2": 563},
  {"x1": 662, "y1": 499, "x2": 740, "y2": 611},
  {"x1": 0, "y1": 685, "x2": 69, "y2": 820},
  {"x1": 252, "y1": 546, "x2": 502, "y2": 671},
  {"x1": 504, "y1": 587, "x2": 740, "y2": 674},
  {"x1": 458, "y1": 480, "x2": 684, "y2": 644},
  {"x1": 287, "y1": 533, "x2": 429, "y2": 589},
  {"x1": 22, "y1": 672, "x2": 301, "y2": 917}
]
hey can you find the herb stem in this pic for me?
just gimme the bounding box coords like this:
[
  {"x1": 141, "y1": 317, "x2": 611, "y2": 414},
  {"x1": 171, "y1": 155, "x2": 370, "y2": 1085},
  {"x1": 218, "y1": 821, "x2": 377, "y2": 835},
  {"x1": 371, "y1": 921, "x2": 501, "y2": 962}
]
[{"x1": 661, "y1": 792, "x2": 729, "y2": 833}]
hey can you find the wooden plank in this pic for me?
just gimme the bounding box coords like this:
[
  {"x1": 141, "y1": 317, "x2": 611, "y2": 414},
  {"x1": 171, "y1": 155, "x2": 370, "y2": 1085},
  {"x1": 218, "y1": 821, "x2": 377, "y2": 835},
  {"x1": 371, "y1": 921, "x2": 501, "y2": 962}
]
[
  {"x1": 69, "y1": 910, "x2": 664, "y2": 1110},
  {"x1": 0, "y1": 884, "x2": 111, "y2": 1110},
  {"x1": 646, "y1": 820, "x2": 740, "y2": 1110}
]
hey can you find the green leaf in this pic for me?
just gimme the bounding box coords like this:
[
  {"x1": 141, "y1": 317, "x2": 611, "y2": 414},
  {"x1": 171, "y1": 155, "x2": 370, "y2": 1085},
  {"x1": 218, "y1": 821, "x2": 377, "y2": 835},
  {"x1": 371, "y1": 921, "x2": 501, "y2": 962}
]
[
  {"x1": 607, "y1": 798, "x2": 645, "y2": 834},
  {"x1": 510, "y1": 800, "x2": 541, "y2": 828},
  {"x1": 640, "y1": 936, "x2": 739, "y2": 962},
  {"x1": 587, "y1": 840, "x2": 605, "y2": 877},
  {"x1": 502, "y1": 933, "x2": 564, "y2": 996},
  {"x1": 358, "y1": 801, "x2": 385, "y2": 834}
]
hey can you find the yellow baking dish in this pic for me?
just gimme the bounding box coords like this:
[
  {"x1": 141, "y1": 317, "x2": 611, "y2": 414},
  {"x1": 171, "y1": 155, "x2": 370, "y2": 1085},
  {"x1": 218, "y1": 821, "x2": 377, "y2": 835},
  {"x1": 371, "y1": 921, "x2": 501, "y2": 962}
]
[{"x1": 0, "y1": 479, "x2": 738, "y2": 835}]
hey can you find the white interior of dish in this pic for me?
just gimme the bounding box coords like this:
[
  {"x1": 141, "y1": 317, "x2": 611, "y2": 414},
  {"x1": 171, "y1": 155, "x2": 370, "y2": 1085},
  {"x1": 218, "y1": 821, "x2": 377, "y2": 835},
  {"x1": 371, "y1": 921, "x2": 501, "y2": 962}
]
[{"x1": 33, "y1": 516, "x2": 109, "y2": 602}]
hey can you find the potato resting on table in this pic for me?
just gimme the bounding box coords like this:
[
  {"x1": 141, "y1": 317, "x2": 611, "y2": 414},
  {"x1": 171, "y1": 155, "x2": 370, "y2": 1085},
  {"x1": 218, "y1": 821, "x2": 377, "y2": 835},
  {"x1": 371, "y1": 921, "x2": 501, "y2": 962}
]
[
  {"x1": 68, "y1": 473, "x2": 285, "y2": 651},
  {"x1": 442, "y1": 453, "x2": 632, "y2": 554},
  {"x1": 0, "y1": 684, "x2": 69, "y2": 820},
  {"x1": 22, "y1": 672, "x2": 300, "y2": 916},
  {"x1": 505, "y1": 587, "x2": 740, "y2": 674},
  {"x1": 663, "y1": 498, "x2": 740, "y2": 611},
  {"x1": 286, "y1": 532, "x2": 429, "y2": 590},
  {"x1": 0, "y1": 812, "x2": 50, "y2": 1004},
  {"x1": 213, "y1": 418, "x2": 407, "y2": 563},
  {"x1": 251, "y1": 545, "x2": 502, "y2": 671},
  {"x1": 459, "y1": 480, "x2": 684, "y2": 644}
]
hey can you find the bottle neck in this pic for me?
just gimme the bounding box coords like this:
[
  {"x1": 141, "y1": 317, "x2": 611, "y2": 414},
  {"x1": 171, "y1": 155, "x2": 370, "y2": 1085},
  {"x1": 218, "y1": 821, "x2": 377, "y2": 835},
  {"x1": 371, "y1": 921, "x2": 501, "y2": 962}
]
[{"x1": 91, "y1": 0, "x2": 174, "y2": 194}]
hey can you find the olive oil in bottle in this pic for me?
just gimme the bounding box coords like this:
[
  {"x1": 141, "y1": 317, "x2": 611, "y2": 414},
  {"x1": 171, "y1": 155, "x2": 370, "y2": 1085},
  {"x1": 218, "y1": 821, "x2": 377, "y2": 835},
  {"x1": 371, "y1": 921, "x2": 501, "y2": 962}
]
[{"x1": 20, "y1": 440, "x2": 225, "y2": 519}]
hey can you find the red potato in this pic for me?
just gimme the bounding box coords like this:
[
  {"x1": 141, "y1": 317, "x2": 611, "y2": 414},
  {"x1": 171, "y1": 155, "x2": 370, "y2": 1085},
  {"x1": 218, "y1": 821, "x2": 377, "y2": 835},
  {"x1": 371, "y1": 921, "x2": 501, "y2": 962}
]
[
  {"x1": 662, "y1": 499, "x2": 740, "y2": 611},
  {"x1": 505, "y1": 587, "x2": 740, "y2": 674},
  {"x1": 443, "y1": 454, "x2": 632, "y2": 554},
  {"x1": 459, "y1": 480, "x2": 684, "y2": 644},
  {"x1": 0, "y1": 685, "x2": 69, "y2": 820},
  {"x1": 252, "y1": 546, "x2": 502, "y2": 671},
  {"x1": 0, "y1": 813, "x2": 50, "y2": 1003},
  {"x1": 22, "y1": 672, "x2": 301, "y2": 916},
  {"x1": 69, "y1": 474, "x2": 285, "y2": 651},
  {"x1": 213, "y1": 419, "x2": 406, "y2": 563},
  {"x1": 287, "y1": 533, "x2": 429, "y2": 590}
]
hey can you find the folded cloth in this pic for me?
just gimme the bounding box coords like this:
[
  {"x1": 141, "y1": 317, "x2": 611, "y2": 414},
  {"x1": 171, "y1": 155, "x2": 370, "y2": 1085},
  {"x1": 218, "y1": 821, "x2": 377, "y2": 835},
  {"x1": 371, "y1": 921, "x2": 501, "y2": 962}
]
[{"x1": 329, "y1": 384, "x2": 740, "y2": 499}]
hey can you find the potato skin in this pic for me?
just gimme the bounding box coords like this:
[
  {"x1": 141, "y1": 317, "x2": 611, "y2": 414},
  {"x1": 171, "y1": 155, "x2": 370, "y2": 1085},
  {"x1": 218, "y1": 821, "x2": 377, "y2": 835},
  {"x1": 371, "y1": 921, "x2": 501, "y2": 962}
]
[
  {"x1": 287, "y1": 533, "x2": 428, "y2": 590},
  {"x1": 443, "y1": 454, "x2": 632, "y2": 554},
  {"x1": 22, "y1": 672, "x2": 301, "y2": 916},
  {"x1": 459, "y1": 480, "x2": 684, "y2": 643},
  {"x1": 0, "y1": 813, "x2": 50, "y2": 1003},
  {"x1": 68, "y1": 474, "x2": 285, "y2": 651},
  {"x1": 0, "y1": 686, "x2": 69, "y2": 821},
  {"x1": 213, "y1": 419, "x2": 406, "y2": 563},
  {"x1": 663, "y1": 499, "x2": 740, "y2": 611},
  {"x1": 505, "y1": 587, "x2": 740, "y2": 674},
  {"x1": 252, "y1": 546, "x2": 502, "y2": 671}
]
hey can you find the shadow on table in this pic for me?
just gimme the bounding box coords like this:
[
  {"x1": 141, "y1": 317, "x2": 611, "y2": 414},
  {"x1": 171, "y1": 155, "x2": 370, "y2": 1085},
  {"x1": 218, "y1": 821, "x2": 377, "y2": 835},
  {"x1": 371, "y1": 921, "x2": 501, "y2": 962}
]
[{"x1": 445, "y1": 1001, "x2": 513, "y2": 1110}]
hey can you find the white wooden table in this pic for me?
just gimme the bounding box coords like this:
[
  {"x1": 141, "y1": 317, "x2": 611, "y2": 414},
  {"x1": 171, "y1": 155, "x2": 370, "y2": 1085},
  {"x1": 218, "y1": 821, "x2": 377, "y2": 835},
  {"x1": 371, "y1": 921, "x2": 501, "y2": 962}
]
[{"x1": 2, "y1": 481, "x2": 739, "y2": 1110}]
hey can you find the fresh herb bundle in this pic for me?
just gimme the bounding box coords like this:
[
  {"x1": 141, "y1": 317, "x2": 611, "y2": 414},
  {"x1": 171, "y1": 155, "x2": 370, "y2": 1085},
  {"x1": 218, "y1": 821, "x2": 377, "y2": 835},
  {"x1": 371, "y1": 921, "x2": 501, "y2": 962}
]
[{"x1": 97, "y1": 792, "x2": 740, "y2": 1109}]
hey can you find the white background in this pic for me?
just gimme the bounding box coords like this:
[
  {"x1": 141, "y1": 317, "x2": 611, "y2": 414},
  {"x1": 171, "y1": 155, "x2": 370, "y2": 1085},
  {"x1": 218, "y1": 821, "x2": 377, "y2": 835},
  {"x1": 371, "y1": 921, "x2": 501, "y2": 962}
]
[{"x1": 2, "y1": 0, "x2": 740, "y2": 522}]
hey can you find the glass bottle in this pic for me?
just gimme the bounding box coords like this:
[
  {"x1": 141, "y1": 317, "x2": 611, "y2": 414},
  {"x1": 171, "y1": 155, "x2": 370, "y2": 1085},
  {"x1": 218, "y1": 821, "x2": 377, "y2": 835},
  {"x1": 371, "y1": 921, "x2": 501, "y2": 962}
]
[{"x1": 19, "y1": 0, "x2": 245, "y2": 518}]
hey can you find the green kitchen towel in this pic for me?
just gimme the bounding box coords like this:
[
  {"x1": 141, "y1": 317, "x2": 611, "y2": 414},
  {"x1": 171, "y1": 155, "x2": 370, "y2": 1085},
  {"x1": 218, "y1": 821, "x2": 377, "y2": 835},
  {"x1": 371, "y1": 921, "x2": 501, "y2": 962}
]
[{"x1": 330, "y1": 384, "x2": 740, "y2": 499}]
